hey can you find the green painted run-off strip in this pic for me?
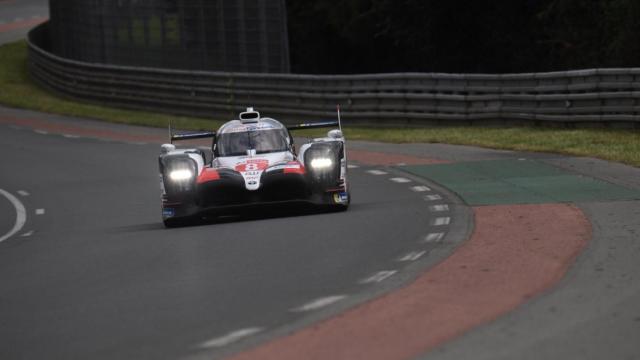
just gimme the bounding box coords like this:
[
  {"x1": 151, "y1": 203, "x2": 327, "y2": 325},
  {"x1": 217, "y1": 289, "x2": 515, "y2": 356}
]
[{"x1": 403, "y1": 159, "x2": 640, "y2": 206}]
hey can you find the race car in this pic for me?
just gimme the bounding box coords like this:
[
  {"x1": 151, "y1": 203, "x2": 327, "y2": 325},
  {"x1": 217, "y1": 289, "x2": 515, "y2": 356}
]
[{"x1": 158, "y1": 107, "x2": 350, "y2": 227}]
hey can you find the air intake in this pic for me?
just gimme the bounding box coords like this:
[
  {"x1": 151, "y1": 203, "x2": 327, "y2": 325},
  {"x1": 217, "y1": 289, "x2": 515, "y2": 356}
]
[{"x1": 239, "y1": 108, "x2": 260, "y2": 123}]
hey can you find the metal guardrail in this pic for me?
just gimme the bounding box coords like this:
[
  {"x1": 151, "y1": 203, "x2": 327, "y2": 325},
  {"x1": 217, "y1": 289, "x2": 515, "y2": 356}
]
[{"x1": 28, "y1": 23, "x2": 640, "y2": 126}]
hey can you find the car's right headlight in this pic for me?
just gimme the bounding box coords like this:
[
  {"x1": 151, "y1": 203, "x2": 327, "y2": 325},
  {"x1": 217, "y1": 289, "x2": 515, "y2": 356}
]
[{"x1": 310, "y1": 158, "x2": 333, "y2": 169}]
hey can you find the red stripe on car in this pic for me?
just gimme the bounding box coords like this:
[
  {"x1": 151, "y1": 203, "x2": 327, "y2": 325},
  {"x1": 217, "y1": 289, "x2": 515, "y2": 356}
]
[
  {"x1": 284, "y1": 162, "x2": 305, "y2": 175},
  {"x1": 197, "y1": 168, "x2": 220, "y2": 183}
]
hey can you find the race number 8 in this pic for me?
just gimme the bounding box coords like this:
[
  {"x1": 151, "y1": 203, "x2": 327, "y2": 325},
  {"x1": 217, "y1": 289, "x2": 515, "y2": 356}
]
[{"x1": 245, "y1": 163, "x2": 259, "y2": 171}]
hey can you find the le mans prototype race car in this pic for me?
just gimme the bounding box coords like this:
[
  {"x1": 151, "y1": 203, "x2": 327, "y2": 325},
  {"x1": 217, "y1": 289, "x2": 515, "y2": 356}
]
[{"x1": 158, "y1": 108, "x2": 350, "y2": 227}]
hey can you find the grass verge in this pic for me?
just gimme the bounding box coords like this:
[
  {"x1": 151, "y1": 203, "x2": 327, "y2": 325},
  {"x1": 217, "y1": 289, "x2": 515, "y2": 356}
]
[
  {"x1": 1, "y1": 40, "x2": 639, "y2": 167},
  {"x1": 0, "y1": 40, "x2": 221, "y2": 130}
]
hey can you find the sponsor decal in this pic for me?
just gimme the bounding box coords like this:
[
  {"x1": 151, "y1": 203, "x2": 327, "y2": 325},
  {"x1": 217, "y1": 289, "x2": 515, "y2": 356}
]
[
  {"x1": 163, "y1": 208, "x2": 175, "y2": 217},
  {"x1": 226, "y1": 123, "x2": 277, "y2": 133},
  {"x1": 235, "y1": 159, "x2": 268, "y2": 190}
]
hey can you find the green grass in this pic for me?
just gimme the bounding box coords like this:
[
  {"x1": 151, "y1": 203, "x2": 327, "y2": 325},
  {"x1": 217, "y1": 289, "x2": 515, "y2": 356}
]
[
  {"x1": 297, "y1": 126, "x2": 640, "y2": 166},
  {"x1": 1, "y1": 40, "x2": 639, "y2": 167},
  {"x1": 0, "y1": 40, "x2": 220, "y2": 130},
  {"x1": 344, "y1": 126, "x2": 640, "y2": 166}
]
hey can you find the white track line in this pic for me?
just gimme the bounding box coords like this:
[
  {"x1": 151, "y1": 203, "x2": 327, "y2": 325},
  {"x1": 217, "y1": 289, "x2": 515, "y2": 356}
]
[
  {"x1": 291, "y1": 295, "x2": 347, "y2": 312},
  {"x1": 410, "y1": 185, "x2": 430, "y2": 192},
  {"x1": 390, "y1": 177, "x2": 411, "y2": 183},
  {"x1": 430, "y1": 204, "x2": 449, "y2": 212},
  {"x1": 433, "y1": 217, "x2": 451, "y2": 226},
  {"x1": 424, "y1": 194, "x2": 442, "y2": 201},
  {"x1": 35, "y1": 208, "x2": 45, "y2": 215},
  {"x1": 34, "y1": 129, "x2": 48, "y2": 135},
  {"x1": 17, "y1": 190, "x2": 29, "y2": 197},
  {"x1": 63, "y1": 134, "x2": 80, "y2": 139},
  {"x1": 199, "y1": 327, "x2": 263, "y2": 348},
  {"x1": 366, "y1": 170, "x2": 388, "y2": 175},
  {"x1": 422, "y1": 233, "x2": 446, "y2": 243},
  {"x1": 347, "y1": 164, "x2": 359, "y2": 169},
  {"x1": 397, "y1": 251, "x2": 426, "y2": 262},
  {"x1": 21, "y1": 231, "x2": 34, "y2": 237},
  {"x1": 0, "y1": 189, "x2": 27, "y2": 244},
  {"x1": 360, "y1": 270, "x2": 397, "y2": 284}
]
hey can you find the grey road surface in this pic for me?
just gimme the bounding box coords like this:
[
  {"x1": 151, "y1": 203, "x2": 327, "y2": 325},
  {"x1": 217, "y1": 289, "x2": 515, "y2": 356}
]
[
  {"x1": 0, "y1": 0, "x2": 48, "y2": 44},
  {"x1": 1, "y1": 2, "x2": 640, "y2": 358},
  {"x1": 0, "y1": 115, "x2": 462, "y2": 359}
]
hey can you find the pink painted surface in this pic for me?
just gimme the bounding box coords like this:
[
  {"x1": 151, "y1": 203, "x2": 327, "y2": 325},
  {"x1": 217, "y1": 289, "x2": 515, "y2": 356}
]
[
  {"x1": 230, "y1": 204, "x2": 590, "y2": 360},
  {"x1": 0, "y1": 117, "x2": 166, "y2": 143},
  {"x1": 0, "y1": 17, "x2": 46, "y2": 33}
]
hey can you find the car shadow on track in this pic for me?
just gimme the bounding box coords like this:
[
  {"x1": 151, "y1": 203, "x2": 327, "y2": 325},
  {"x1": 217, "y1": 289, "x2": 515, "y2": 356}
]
[
  {"x1": 194, "y1": 203, "x2": 346, "y2": 227},
  {"x1": 112, "y1": 202, "x2": 363, "y2": 233}
]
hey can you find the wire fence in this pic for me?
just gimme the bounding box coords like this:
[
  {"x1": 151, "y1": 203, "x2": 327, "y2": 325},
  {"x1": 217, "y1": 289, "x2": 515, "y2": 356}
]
[{"x1": 48, "y1": 0, "x2": 290, "y2": 73}]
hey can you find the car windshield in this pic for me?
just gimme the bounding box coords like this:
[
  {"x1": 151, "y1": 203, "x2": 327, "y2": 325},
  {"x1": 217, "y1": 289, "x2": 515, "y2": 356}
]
[{"x1": 217, "y1": 129, "x2": 288, "y2": 156}]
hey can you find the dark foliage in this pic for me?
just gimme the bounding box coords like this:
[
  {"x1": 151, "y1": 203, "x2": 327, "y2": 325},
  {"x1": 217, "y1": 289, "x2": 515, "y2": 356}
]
[{"x1": 286, "y1": 0, "x2": 640, "y2": 74}]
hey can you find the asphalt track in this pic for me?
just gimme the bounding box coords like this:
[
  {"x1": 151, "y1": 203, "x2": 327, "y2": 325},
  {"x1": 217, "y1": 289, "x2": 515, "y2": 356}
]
[
  {"x1": 0, "y1": 0, "x2": 47, "y2": 44},
  {"x1": 3, "y1": 106, "x2": 640, "y2": 360},
  {"x1": 2, "y1": 1, "x2": 640, "y2": 358},
  {"x1": 0, "y1": 107, "x2": 470, "y2": 359}
]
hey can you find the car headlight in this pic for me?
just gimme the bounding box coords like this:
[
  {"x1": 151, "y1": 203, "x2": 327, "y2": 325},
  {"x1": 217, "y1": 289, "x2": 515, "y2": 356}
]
[
  {"x1": 169, "y1": 169, "x2": 194, "y2": 181},
  {"x1": 310, "y1": 158, "x2": 333, "y2": 169}
]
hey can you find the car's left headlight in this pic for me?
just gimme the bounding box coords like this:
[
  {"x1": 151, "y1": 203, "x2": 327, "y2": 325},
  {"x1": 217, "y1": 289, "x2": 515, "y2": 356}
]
[
  {"x1": 169, "y1": 169, "x2": 194, "y2": 181},
  {"x1": 310, "y1": 158, "x2": 333, "y2": 169}
]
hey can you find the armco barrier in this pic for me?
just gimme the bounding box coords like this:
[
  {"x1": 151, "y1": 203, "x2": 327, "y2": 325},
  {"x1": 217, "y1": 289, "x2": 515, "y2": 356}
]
[{"x1": 27, "y1": 23, "x2": 640, "y2": 126}]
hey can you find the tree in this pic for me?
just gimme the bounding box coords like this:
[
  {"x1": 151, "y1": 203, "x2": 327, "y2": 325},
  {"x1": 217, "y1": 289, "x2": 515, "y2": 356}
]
[{"x1": 286, "y1": 0, "x2": 640, "y2": 74}]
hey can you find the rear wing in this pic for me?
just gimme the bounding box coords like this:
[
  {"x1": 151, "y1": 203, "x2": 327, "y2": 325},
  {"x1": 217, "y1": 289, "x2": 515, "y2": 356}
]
[
  {"x1": 168, "y1": 119, "x2": 216, "y2": 144},
  {"x1": 168, "y1": 106, "x2": 342, "y2": 142},
  {"x1": 170, "y1": 131, "x2": 216, "y2": 144},
  {"x1": 287, "y1": 121, "x2": 339, "y2": 131},
  {"x1": 288, "y1": 105, "x2": 343, "y2": 131}
]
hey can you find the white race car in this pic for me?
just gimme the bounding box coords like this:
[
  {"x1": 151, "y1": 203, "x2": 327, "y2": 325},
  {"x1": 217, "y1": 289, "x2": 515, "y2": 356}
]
[{"x1": 159, "y1": 108, "x2": 350, "y2": 227}]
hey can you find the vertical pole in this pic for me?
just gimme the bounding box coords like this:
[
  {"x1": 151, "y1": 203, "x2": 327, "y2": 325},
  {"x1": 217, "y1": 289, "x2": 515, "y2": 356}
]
[
  {"x1": 280, "y1": 0, "x2": 291, "y2": 73},
  {"x1": 178, "y1": 0, "x2": 187, "y2": 56},
  {"x1": 200, "y1": 0, "x2": 209, "y2": 69},
  {"x1": 258, "y1": 0, "x2": 269, "y2": 73},
  {"x1": 160, "y1": 11, "x2": 166, "y2": 48},
  {"x1": 217, "y1": 0, "x2": 227, "y2": 70},
  {"x1": 237, "y1": 0, "x2": 248, "y2": 72}
]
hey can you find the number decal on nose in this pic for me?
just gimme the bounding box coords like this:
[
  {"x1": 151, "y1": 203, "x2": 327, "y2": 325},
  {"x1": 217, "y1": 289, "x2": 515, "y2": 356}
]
[{"x1": 236, "y1": 159, "x2": 269, "y2": 172}]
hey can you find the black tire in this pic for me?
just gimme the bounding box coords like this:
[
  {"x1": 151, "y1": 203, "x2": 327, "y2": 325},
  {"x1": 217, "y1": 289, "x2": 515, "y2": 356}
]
[{"x1": 329, "y1": 191, "x2": 350, "y2": 212}]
